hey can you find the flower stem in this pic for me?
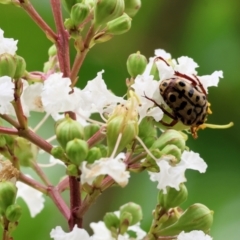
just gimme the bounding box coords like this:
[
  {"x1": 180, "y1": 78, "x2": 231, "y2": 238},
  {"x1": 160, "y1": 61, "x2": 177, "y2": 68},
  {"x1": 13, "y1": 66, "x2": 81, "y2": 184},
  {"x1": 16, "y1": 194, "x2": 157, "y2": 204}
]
[
  {"x1": 57, "y1": 177, "x2": 69, "y2": 193},
  {"x1": 87, "y1": 126, "x2": 106, "y2": 148},
  {"x1": 50, "y1": 0, "x2": 70, "y2": 77},
  {"x1": 31, "y1": 161, "x2": 52, "y2": 186},
  {"x1": 19, "y1": 1, "x2": 57, "y2": 42},
  {"x1": 0, "y1": 127, "x2": 18, "y2": 135},
  {"x1": 0, "y1": 114, "x2": 20, "y2": 129}
]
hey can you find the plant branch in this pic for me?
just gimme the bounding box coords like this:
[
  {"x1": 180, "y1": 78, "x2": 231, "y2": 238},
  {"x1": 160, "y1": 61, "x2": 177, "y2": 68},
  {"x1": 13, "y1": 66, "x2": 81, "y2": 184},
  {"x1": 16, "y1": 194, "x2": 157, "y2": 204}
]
[
  {"x1": 57, "y1": 176, "x2": 69, "y2": 192},
  {"x1": 19, "y1": 1, "x2": 57, "y2": 42},
  {"x1": 87, "y1": 126, "x2": 106, "y2": 148},
  {"x1": 0, "y1": 127, "x2": 18, "y2": 135},
  {"x1": 31, "y1": 161, "x2": 52, "y2": 186},
  {"x1": 50, "y1": 0, "x2": 70, "y2": 77},
  {"x1": 0, "y1": 114, "x2": 20, "y2": 129}
]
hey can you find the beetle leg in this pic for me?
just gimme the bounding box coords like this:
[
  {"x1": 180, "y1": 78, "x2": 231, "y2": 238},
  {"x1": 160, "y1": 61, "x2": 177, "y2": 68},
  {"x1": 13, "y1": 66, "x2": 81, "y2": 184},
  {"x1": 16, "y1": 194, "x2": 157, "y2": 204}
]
[
  {"x1": 143, "y1": 93, "x2": 177, "y2": 120},
  {"x1": 160, "y1": 119, "x2": 178, "y2": 127},
  {"x1": 190, "y1": 126, "x2": 198, "y2": 139}
]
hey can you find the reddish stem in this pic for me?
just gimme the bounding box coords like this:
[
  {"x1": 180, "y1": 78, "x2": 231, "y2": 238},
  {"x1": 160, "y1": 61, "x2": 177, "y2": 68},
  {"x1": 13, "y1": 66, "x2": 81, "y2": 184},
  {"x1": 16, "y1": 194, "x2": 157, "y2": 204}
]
[
  {"x1": 50, "y1": 0, "x2": 70, "y2": 77},
  {"x1": 0, "y1": 127, "x2": 18, "y2": 135},
  {"x1": 19, "y1": 1, "x2": 57, "y2": 42},
  {"x1": 57, "y1": 177, "x2": 69, "y2": 193},
  {"x1": 0, "y1": 114, "x2": 20, "y2": 129},
  {"x1": 87, "y1": 126, "x2": 106, "y2": 148}
]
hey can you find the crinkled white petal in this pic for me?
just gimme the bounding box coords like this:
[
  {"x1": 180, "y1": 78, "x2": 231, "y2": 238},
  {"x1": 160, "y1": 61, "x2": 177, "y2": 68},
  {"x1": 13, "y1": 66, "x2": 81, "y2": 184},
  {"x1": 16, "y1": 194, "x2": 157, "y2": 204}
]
[
  {"x1": 146, "y1": 106, "x2": 163, "y2": 122},
  {"x1": 21, "y1": 81, "x2": 44, "y2": 116},
  {"x1": 177, "y1": 230, "x2": 212, "y2": 240},
  {"x1": 90, "y1": 221, "x2": 115, "y2": 240},
  {"x1": 49, "y1": 155, "x2": 65, "y2": 166},
  {"x1": 156, "y1": 60, "x2": 175, "y2": 81},
  {"x1": 198, "y1": 70, "x2": 223, "y2": 93},
  {"x1": 0, "y1": 28, "x2": 18, "y2": 55},
  {"x1": 128, "y1": 223, "x2": 147, "y2": 239},
  {"x1": 16, "y1": 176, "x2": 45, "y2": 217},
  {"x1": 0, "y1": 76, "x2": 14, "y2": 114},
  {"x1": 50, "y1": 225, "x2": 92, "y2": 240},
  {"x1": 80, "y1": 153, "x2": 130, "y2": 187},
  {"x1": 80, "y1": 70, "x2": 124, "y2": 115},
  {"x1": 149, "y1": 150, "x2": 207, "y2": 193},
  {"x1": 41, "y1": 73, "x2": 80, "y2": 115},
  {"x1": 174, "y1": 56, "x2": 199, "y2": 75},
  {"x1": 154, "y1": 49, "x2": 172, "y2": 60}
]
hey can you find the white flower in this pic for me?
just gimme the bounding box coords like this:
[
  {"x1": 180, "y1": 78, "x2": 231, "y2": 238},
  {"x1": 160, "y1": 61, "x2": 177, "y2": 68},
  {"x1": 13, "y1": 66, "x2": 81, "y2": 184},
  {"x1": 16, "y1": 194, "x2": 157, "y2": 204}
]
[
  {"x1": 41, "y1": 73, "x2": 81, "y2": 116},
  {"x1": 149, "y1": 150, "x2": 207, "y2": 193},
  {"x1": 21, "y1": 81, "x2": 44, "y2": 116},
  {"x1": 80, "y1": 153, "x2": 130, "y2": 187},
  {"x1": 0, "y1": 76, "x2": 14, "y2": 114},
  {"x1": 50, "y1": 225, "x2": 92, "y2": 240},
  {"x1": 16, "y1": 176, "x2": 45, "y2": 217},
  {"x1": 131, "y1": 75, "x2": 163, "y2": 122},
  {"x1": 0, "y1": 28, "x2": 18, "y2": 55},
  {"x1": 177, "y1": 230, "x2": 212, "y2": 240},
  {"x1": 80, "y1": 70, "x2": 124, "y2": 115}
]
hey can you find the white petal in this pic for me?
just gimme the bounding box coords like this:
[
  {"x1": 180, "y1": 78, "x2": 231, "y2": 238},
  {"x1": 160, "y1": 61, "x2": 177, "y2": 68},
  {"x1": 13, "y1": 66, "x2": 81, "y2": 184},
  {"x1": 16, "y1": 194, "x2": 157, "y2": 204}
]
[
  {"x1": 50, "y1": 225, "x2": 91, "y2": 240},
  {"x1": 128, "y1": 223, "x2": 147, "y2": 239},
  {"x1": 174, "y1": 56, "x2": 198, "y2": 75},
  {"x1": 16, "y1": 177, "x2": 45, "y2": 217},
  {"x1": 80, "y1": 153, "x2": 130, "y2": 187},
  {"x1": 90, "y1": 221, "x2": 114, "y2": 240},
  {"x1": 0, "y1": 28, "x2": 18, "y2": 55},
  {"x1": 146, "y1": 106, "x2": 163, "y2": 122},
  {"x1": 177, "y1": 230, "x2": 212, "y2": 240},
  {"x1": 155, "y1": 60, "x2": 175, "y2": 80},
  {"x1": 154, "y1": 49, "x2": 172, "y2": 60}
]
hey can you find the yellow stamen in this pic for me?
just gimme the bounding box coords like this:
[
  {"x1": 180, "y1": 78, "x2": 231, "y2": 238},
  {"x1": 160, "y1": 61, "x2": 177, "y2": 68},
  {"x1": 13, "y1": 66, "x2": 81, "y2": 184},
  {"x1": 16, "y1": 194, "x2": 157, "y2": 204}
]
[
  {"x1": 199, "y1": 122, "x2": 234, "y2": 130},
  {"x1": 207, "y1": 102, "x2": 212, "y2": 115}
]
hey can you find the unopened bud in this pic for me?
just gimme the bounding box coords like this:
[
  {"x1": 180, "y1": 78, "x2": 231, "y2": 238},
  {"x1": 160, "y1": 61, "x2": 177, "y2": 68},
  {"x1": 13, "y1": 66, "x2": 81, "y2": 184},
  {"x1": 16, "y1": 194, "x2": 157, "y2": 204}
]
[
  {"x1": 55, "y1": 115, "x2": 84, "y2": 149},
  {"x1": 124, "y1": 0, "x2": 141, "y2": 17},
  {"x1": 0, "y1": 181, "x2": 17, "y2": 215},
  {"x1": 51, "y1": 146, "x2": 68, "y2": 163},
  {"x1": 120, "y1": 202, "x2": 142, "y2": 225},
  {"x1": 105, "y1": 13, "x2": 131, "y2": 35},
  {"x1": 6, "y1": 204, "x2": 22, "y2": 222},
  {"x1": 127, "y1": 51, "x2": 147, "y2": 78},
  {"x1": 84, "y1": 124, "x2": 100, "y2": 141},
  {"x1": 119, "y1": 211, "x2": 132, "y2": 234},
  {"x1": 70, "y1": 3, "x2": 90, "y2": 26},
  {"x1": 161, "y1": 144, "x2": 182, "y2": 162},
  {"x1": 150, "y1": 61, "x2": 159, "y2": 80},
  {"x1": 66, "y1": 138, "x2": 89, "y2": 165},
  {"x1": 66, "y1": 164, "x2": 79, "y2": 176},
  {"x1": 14, "y1": 55, "x2": 26, "y2": 79},
  {"x1": 98, "y1": 144, "x2": 108, "y2": 157},
  {"x1": 103, "y1": 212, "x2": 120, "y2": 230},
  {"x1": 61, "y1": 0, "x2": 83, "y2": 13},
  {"x1": 86, "y1": 147, "x2": 102, "y2": 164},
  {"x1": 0, "y1": 53, "x2": 16, "y2": 78},
  {"x1": 48, "y1": 44, "x2": 57, "y2": 57},
  {"x1": 94, "y1": 0, "x2": 125, "y2": 27},
  {"x1": 158, "y1": 184, "x2": 188, "y2": 210}
]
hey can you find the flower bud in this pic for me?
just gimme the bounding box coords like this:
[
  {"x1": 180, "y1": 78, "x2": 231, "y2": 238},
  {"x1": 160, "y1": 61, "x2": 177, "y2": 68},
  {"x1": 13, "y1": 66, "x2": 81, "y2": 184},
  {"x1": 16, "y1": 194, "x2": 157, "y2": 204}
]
[
  {"x1": 0, "y1": 53, "x2": 16, "y2": 78},
  {"x1": 119, "y1": 211, "x2": 132, "y2": 234},
  {"x1": 0, "y1": 181, "x2": 17, "y2": 215},
  {"x1": 150, "y1": 61, "x2": 159, "y2": 80},
  {"x1": 142, "y1": 149, "x2": 161, "y2": 172},
  {"x1": 124, "y1": 0, "x2": 141, "y2": 17},
  {"x1": 120, "y1": 202, "x2": 142, "y2": 226},
  {"x1": 98, "y1": 144, "x2": 108, "y2": 157},
  {"x1": 159, "y1": 208, "x2": 182, "y2": 229},
  {"x1": 70, "y1": 3, "x2": 90, "y2": 26},
  {"x1": 66, "y1": 138, "x2": 89, "y2": 165},
  {"x1": 85, "y1": 147, "x2": 102, "y2": 164},
  {"x1": 150, "y1": 129, "x2": 186, "y2": 153},
  {"x1": 14, "y1": 137, "x2": 34, "y2": 167},
  {"x1": 84, "y1": 124, "x2": 100, "y2": 141},
  {"x1": 127, "y1": 51, "x2": 147, "y2": 78},
  {"x1": 51, "y1": 146, "x2": 68, "y2": 163},
  {"x1": 103, "y1": 212, "x2": 120, "y2": 230},
  {"x1": 105, "y1": 13, "x2": 131, "y2": 35},
  {"x1": 6, "y1": 204, "x2": 22, "y2": 222},
  {"x1": 14, "y1": 55, "x2": 26, "y2": 79},
  {"x1": 48, "y1": 44, "x2": 57, "y2": 57},
  {"x1": 0, "y1": 135, "x2": 6, "y2": 147},
  {"x1": 158, "y1": 184, "x2": 188, "y2": 210},
  {"x1": 61, "y1": 0, "x2": 83, "y2": 13},
  {"x1": 94, "y1": 0, "x2": 125, "y2": 27},
  {"x1": 55, "y1": 115, "x2": 84, "y2": 149},
  {"x1": 157, "y1": 204, "x2": 213, "y2": 236},
  {"x1": 66, "y1": 164, "x2": 79, "y2": 176},
  {"x1": 161, "y1": 144, "x2": 182, "y2": 163},
  {"x1": 91, "y1": 32, "x2": 113, "y2": 46}
]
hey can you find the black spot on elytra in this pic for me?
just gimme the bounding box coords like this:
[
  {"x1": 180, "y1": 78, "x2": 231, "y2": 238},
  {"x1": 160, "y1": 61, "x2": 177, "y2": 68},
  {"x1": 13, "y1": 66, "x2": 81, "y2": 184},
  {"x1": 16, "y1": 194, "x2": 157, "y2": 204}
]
[
  {"x1": 187, "y1": 120, "x2": 192, "y2": 125},
  {"x1": 197, "y1": 120, "x2": 204, "y2": 125},
  {"x1": 188, "y1": 88, "x2": 194, "y2": 98},
  {"x1": 196, "y1": 96, "x2": 200, "y2": 102},
  {"x1": 169, "y1": 94, "x2": 176, "y2": 102},
  {"x1": 162, "y1": 82, "x2": 168, "y2": 87},
  {"x1": 187, "y1": 108, "x2": 192, "y2": 115},
  {"x1": 202, "y1": 95, "x2": 206, "y2": 100},
  {"x1": 178, "y1": 101, "x2": 187, "y2": 110},
  {"x1": 179, "y1": 81, "x2": 186, "y2": 87}
]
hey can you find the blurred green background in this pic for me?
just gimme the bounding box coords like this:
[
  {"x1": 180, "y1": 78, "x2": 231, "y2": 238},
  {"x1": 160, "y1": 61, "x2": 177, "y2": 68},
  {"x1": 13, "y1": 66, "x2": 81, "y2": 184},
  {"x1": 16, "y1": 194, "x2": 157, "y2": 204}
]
[{"x1": 1, "y1": 0, "x2": 240, "y2": 239}]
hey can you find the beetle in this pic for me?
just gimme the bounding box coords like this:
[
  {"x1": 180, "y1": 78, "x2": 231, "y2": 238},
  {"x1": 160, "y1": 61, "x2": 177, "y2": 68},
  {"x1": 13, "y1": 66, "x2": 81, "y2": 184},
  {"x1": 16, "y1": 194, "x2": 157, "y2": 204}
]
[{"x1": 144, "y1": 73, "x2": 208, "y2": 138}]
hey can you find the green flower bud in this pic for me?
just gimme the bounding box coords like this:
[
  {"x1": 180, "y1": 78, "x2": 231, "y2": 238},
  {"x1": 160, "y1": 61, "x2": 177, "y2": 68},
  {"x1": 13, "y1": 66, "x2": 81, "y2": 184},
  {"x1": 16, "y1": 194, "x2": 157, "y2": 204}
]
[
  {"x1": 98, "y1": 144, "x2": 108, "y2": 157},
  {"x1": 64, "y1": 18, "x2": 76, "y2": 32},
  {"x1": 0, "y1": 135, "x2": 6, "y2": 147},
  {"x1": 51, "y1": 146, "x2": 68, "y2": 163},
  {"x1": 157, "y1": 204, "x2": 213, "y2": 236},
  {"x1": 6, "y1": 204, "x2": 22, "y2": 222},
  {"x1": 94, "y1": 0, "x2": 125, "y2": 27},
  {"x1": 14, "y1": 137, "x2": 34, "y2": 167},
  {"x1": 158, "y1": 184, "x2": 188, "y2": 210},
  {"x1": 150, "y1": 129, "x2": 186, "y2": 153},
  {"x1": 127, "y1": 51, "x2": 147, "y2": 78},
  {"x1": 91, "y1": 32, "x2": 113, "y2": 45},
  {"x1": 70, "y1": 3, "x2": 90, "y2": 26},
  {"x1": 0, "y1": 53, "x2": 16, "y2": 78},
  {"x1": 160, "y1": 208, "x2": 181, "y2": 229},
  {"x1": 105, "y1": 13, "x2": 131, "y2": 35},
  {"x1": 120, "y1": 202, "x2": 142, "y2": 226},
  {"x1": 142, "y1": 149, "x2": 161, "y2": 172},
  {"x1": 84, "y1": 124, "x2": 100, "y2": 141},
  {"x1": 86, "y1": 147, "x2": 102, "y2": 164},
  {"x1": 150, "y1": 61, "x2": 159, "y2": 80},
  {"x1": 103, "y1": 212, "x2": 120, "y2": 231},
  {"x1": 66, "y1": 164, "x2": 79, "y2": 176},
  {"x1": 124, "y1": 0, "x2": 141, "y2": 17},
  {"x1": 14, "y1": 55, "x2": 26, "y2": 79},
  {"x1": 161, "y1": 144, "x2": 182, "y2": 163},
  {"x1": 48, "y1": 44, "x2": 57, "y2": 57},
  {"x1": 66, "y1": 138, "x2": 89, "y2": 165},
  {"x1": 61, "y1": 0, "x2": 83, "y2": 13},
  {"x1": 119, "y1": 211, "x2": 132, "y2": 234},
  {"x1": 0, "y1": 0, "x2": 12, "y2": 4},
  {"x1": 0, "y1": 181, "x2": 17, "y2": 215},
  {"x1": 55, "y1": 115, "x2": 84, "y2": 149}
]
